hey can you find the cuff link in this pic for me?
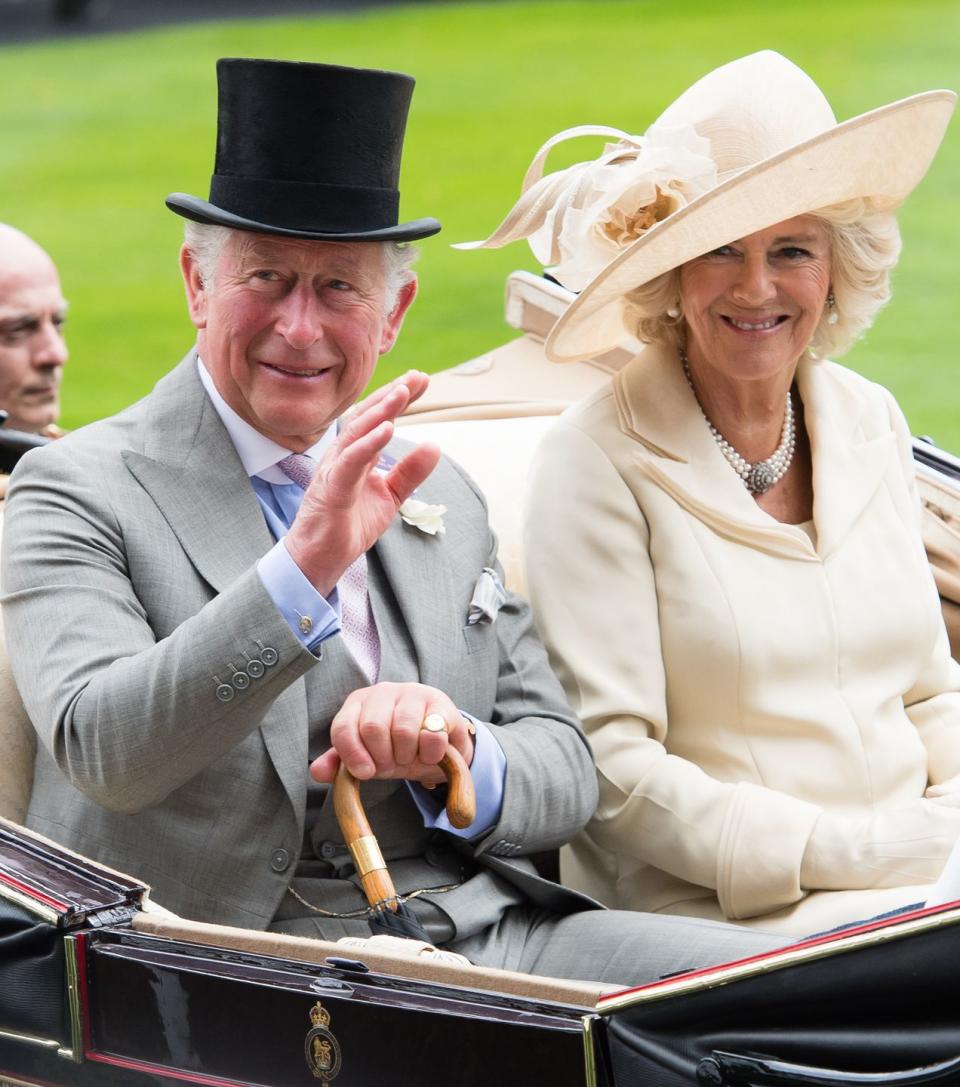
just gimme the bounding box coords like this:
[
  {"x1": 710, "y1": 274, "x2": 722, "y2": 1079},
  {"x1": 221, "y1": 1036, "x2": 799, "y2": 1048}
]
[{"x1": 296, "y1": 611, "x2": 313, "y2": 636}]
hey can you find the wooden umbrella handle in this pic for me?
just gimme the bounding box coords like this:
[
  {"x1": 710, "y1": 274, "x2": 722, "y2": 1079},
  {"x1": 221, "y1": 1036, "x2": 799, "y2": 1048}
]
[{"x1": 333, "y1": 747, "x2": 477, "y2": 912}]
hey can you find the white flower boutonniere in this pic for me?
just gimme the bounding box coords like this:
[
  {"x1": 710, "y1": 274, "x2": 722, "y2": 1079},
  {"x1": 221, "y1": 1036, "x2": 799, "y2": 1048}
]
[{"x1": 399, "y1": 498, "x2": 447, "y2": 536}]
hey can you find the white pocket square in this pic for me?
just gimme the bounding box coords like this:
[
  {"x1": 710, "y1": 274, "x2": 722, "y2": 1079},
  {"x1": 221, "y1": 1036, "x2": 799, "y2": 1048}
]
[{"x1": 467, "y1": 567, "x2": 507, "y2": 626}]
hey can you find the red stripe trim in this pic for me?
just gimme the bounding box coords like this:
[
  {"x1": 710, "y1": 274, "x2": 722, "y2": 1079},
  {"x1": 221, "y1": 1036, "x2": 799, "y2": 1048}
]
[
  {"x1": 599, "y1": 899, "x2": 960, "y2": 1006},
  {"x1": 0, "y1": 871, "x2": 69, "y2": 912},
  {"x1": 87, "y1": 1052, "x2": 268, "y2": 1087}
]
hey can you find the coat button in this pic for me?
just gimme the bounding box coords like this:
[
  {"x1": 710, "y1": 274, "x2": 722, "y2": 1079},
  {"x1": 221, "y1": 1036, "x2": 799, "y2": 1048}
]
[
  {"x1": 270, "y1": 848, "x2": 291, "y2": 872},
  {"x1": 260, "y1": 646, "x2": 279, "y2": 666},
  {"x1": 319, "y1": 841, "x2": 337, "y2": 860},
  {"x1": 231, "y1": 671, "x2": 250, "y2": 691},
  {"x1": 247, "y1": 659, "x2": 265, "y2": 679},
  {"x1": 215, "y1": 684, "x2": 234, "y2": 703}
]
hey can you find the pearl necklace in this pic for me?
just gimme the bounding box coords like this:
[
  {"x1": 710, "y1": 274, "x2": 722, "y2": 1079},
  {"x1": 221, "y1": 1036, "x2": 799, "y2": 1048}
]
[{"x1": 680, "y1": 349, "x2": 796, "y2": 496}]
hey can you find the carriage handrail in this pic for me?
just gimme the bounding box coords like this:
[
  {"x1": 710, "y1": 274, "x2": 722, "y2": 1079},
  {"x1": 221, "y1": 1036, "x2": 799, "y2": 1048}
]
[
  {"x1": 700, "y1": 1049, "x2": 960, "y2": 1086},
  {"x1": 0, "y1": 426, "x2": 50, "y2": 475}
]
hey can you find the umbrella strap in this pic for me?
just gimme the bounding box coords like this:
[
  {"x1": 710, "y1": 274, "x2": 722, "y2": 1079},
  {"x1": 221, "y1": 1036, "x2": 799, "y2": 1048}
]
[{"x1": 285, "y1": 879, "x2": 463, "y2": 920}]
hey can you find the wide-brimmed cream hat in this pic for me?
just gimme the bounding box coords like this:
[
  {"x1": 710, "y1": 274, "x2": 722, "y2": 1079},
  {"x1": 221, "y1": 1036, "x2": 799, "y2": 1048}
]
[{"x1": 457, "y1": 51, "x2": 955, "y2": 363}]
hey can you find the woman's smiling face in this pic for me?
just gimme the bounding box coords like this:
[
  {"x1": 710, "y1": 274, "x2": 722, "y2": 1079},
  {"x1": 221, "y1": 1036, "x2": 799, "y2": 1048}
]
[{"x1": 678, "y1": 215, "x2": 832, "y2": 384}]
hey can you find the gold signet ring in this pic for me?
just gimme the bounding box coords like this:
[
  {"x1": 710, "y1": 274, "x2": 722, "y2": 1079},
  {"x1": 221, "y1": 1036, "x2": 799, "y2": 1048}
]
[{"x1": 421, "y1": 713, "x2": 448, "y2": 734}]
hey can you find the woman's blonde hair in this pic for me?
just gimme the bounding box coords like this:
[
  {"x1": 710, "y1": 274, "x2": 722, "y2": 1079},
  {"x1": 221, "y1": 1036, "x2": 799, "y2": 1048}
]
[{"x1": 622, "y1": 199, "x2": 902, "y2": 359}]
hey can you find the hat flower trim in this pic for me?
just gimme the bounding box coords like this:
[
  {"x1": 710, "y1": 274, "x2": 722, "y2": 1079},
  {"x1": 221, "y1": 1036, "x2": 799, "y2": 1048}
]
[{"x1": 456, "y1": 123, "x2": 718, "y2": 291}]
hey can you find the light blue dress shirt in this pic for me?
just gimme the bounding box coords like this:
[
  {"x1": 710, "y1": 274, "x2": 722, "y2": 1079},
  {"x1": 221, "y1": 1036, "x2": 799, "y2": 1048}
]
[{"x1": 196, "y1": 360, "x2": 506, "y2": 837}]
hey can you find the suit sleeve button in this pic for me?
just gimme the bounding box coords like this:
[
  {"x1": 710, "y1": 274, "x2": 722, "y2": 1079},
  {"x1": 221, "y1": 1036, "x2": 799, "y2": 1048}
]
[
  {"x1": 247, "y1": 659, "x2": 265, "y2": 679},
  {"x1": 270, "y1": 848, "x2": 291, "y2": 872},
  {"x1": 231, "y1": 671, "x2": 250, "y2": 691},
  {"x1": 260, "y1": 646, "x2": 279, "y2": 666},
  {"x1": 215, "y1": 684, "x2": 235, "y2": 703}
]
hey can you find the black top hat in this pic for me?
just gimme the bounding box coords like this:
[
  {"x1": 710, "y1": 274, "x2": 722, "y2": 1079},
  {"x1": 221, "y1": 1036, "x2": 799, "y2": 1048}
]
[{"x1": 166, "y1": 58, "x2": 440, "y2": 242}]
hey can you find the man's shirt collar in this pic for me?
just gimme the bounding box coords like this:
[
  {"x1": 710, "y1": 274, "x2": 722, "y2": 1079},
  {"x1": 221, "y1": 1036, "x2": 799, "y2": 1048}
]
[{"x1": 197, "y1": 357, "x2": 335, "y2": 484}]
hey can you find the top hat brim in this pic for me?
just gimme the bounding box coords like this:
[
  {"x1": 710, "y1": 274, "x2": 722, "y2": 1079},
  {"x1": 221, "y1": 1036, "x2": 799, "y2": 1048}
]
[
  {"x1": 545, "y1": 90, "x2": 956, "y2": 363},
  {"x1": 166, "y1": 193, "x2": 441, "y2": 243}
]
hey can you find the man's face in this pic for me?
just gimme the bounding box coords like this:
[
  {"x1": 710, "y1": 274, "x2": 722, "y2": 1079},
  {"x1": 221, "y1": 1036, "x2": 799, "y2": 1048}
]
[
  {"x1": 182, "y1": 231, "x2": 415, "y2": 450},
  {"x1": 0, "y1": 243, "x2": 68, "y2": 433}
]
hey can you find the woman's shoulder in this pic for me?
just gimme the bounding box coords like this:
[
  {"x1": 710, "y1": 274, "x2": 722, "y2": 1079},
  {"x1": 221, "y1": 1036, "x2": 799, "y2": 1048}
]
[
  {"x1": 531, "y1": 384, "x2": 643, "y2": 507},
  {"x1": 808, "y1": 358, "x2": 906, "y2": 433},
  {"x1": 559, "y1": 380, "x2": 620, "y2": 436},
  {"x1": 558, "y1": 344, "x2": 671, "y2": 441}
]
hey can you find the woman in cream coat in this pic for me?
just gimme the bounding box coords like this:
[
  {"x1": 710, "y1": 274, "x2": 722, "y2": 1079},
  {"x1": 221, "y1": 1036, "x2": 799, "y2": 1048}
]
[{"x1": 463, "y1": 52, "x2": 960, "y2": 934}]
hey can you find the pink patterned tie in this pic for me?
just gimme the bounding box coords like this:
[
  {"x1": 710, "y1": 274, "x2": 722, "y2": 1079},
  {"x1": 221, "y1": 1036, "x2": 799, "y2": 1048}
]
[{"x1": 277, "y1": 454, "x2": 381, "y2": 683}]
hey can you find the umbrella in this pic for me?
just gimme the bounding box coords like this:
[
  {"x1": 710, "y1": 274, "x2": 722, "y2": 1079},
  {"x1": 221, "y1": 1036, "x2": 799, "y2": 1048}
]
[{"x1": 334, "y1": 749, "x2": 476, "y2": 941}]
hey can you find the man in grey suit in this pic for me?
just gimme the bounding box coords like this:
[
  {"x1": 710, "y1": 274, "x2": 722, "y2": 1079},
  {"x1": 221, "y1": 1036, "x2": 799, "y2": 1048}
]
[{"x1": 1, "y1": 58, "x2": 783, "y2": 985}]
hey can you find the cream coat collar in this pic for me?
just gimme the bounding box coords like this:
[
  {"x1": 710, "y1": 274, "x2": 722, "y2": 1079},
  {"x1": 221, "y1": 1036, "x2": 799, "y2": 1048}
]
[{"x1": 612, "y1": 342, "x2": 897, "y2": 561}]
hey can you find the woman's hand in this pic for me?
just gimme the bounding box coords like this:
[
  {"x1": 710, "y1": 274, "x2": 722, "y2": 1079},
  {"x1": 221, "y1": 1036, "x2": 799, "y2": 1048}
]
[
  {"x1": 802, "y1": 799, "x2": 960, "y2": 891},
  {"x1": 309, "y1": 682, "x2": 475, "y2": 785}
]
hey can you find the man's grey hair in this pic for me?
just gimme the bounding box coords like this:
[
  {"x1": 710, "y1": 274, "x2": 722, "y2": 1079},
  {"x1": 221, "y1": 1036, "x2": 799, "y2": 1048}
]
[{"x1": 182, "y1": 221, "x2": 418, "y2": 312}]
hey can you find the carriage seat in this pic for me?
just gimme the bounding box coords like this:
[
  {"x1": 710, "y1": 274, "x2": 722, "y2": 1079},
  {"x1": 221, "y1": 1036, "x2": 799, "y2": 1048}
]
[
  {"x1": 396, "y1": 271, "x2": 631, "y2": 593},
  {"x1": 0, "y1": 509, "x2": 36, "y2": 824}
]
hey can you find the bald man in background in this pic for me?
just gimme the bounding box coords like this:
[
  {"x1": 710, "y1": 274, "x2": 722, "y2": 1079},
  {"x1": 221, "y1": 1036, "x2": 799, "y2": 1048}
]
[
  {"x1": 0, "y1": 225, "x2": 68, "y2": 811},
  {"x1": 0, "y1": 225, "x2": 67, "y2": 438}
]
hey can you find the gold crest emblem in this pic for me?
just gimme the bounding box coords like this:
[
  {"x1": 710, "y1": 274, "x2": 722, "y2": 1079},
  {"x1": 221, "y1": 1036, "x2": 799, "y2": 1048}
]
[{"x1": 304, "y1": 1001, "x2": 342, "y2": 1082}]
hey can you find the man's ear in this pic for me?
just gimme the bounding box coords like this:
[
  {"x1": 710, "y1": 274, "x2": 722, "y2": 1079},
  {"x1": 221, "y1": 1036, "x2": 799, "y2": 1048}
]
[
  {"x1": 379, "y1": 277, "x2": 418, "y2": 355},
  {"x1": 179, "y1": 244, "x2": 208, "y2": 330}
]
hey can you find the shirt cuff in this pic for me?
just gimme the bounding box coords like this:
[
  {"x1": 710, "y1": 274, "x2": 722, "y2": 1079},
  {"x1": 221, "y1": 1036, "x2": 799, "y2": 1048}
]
[
  {"x1": 257, "y1": 539, "x2": 341, "y2": 654},
  {"x1": 406, "y1": 715, "x2": 506, "y2": 839}
]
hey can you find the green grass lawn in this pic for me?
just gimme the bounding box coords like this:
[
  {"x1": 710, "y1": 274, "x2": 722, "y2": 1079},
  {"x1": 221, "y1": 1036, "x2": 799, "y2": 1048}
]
[{"x1": 2, "y1": 0, "x2": 958, "y2": 442}]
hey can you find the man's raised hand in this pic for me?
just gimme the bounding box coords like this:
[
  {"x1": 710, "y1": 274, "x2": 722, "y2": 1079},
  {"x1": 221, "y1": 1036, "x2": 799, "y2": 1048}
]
[{"x1": 285, "y1": 370, "x2": 440, "y2": 596}]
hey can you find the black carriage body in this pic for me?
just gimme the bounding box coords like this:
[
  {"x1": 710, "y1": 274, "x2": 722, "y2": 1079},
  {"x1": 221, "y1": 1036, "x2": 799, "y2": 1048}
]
[
  {"x1": 0, "y1": 822, "x2": 590, "y2": 1087},
  {"x1": 81, "y1": 930, "x2": 587, "y2": 1087},
  {"x1": 8, "y1": 819, "x2": 960, "y2": 1087},
  {"x1": 592, "y1": 908, "x2": 960, "y2": 1086}
]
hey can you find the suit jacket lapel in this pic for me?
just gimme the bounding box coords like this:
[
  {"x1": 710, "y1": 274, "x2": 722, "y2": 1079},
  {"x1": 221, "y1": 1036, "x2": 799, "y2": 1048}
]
[
  {"x1": 121, "y1": 353, "x2": 308, "y2": 823},
  {"x1": 372, "y1": 485, "x2": 455, "y2": 689},
  {"x1": 121, "y1": 354, "x2": 274, "y2": 590}
]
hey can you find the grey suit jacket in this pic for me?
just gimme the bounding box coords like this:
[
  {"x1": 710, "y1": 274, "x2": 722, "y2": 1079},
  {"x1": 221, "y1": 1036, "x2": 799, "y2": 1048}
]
[{"x1": 1, "y1": 355, "x2": 598, "y2": 930}]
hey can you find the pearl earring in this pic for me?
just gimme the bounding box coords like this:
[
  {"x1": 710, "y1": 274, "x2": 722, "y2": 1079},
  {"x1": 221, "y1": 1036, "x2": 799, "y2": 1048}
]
[
  {"x1": 826, "y1": 290, "x2": 838, "y2": 325},
  {"x1": 666, "y1": 305, "x2": 681, "y2": 319}
]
